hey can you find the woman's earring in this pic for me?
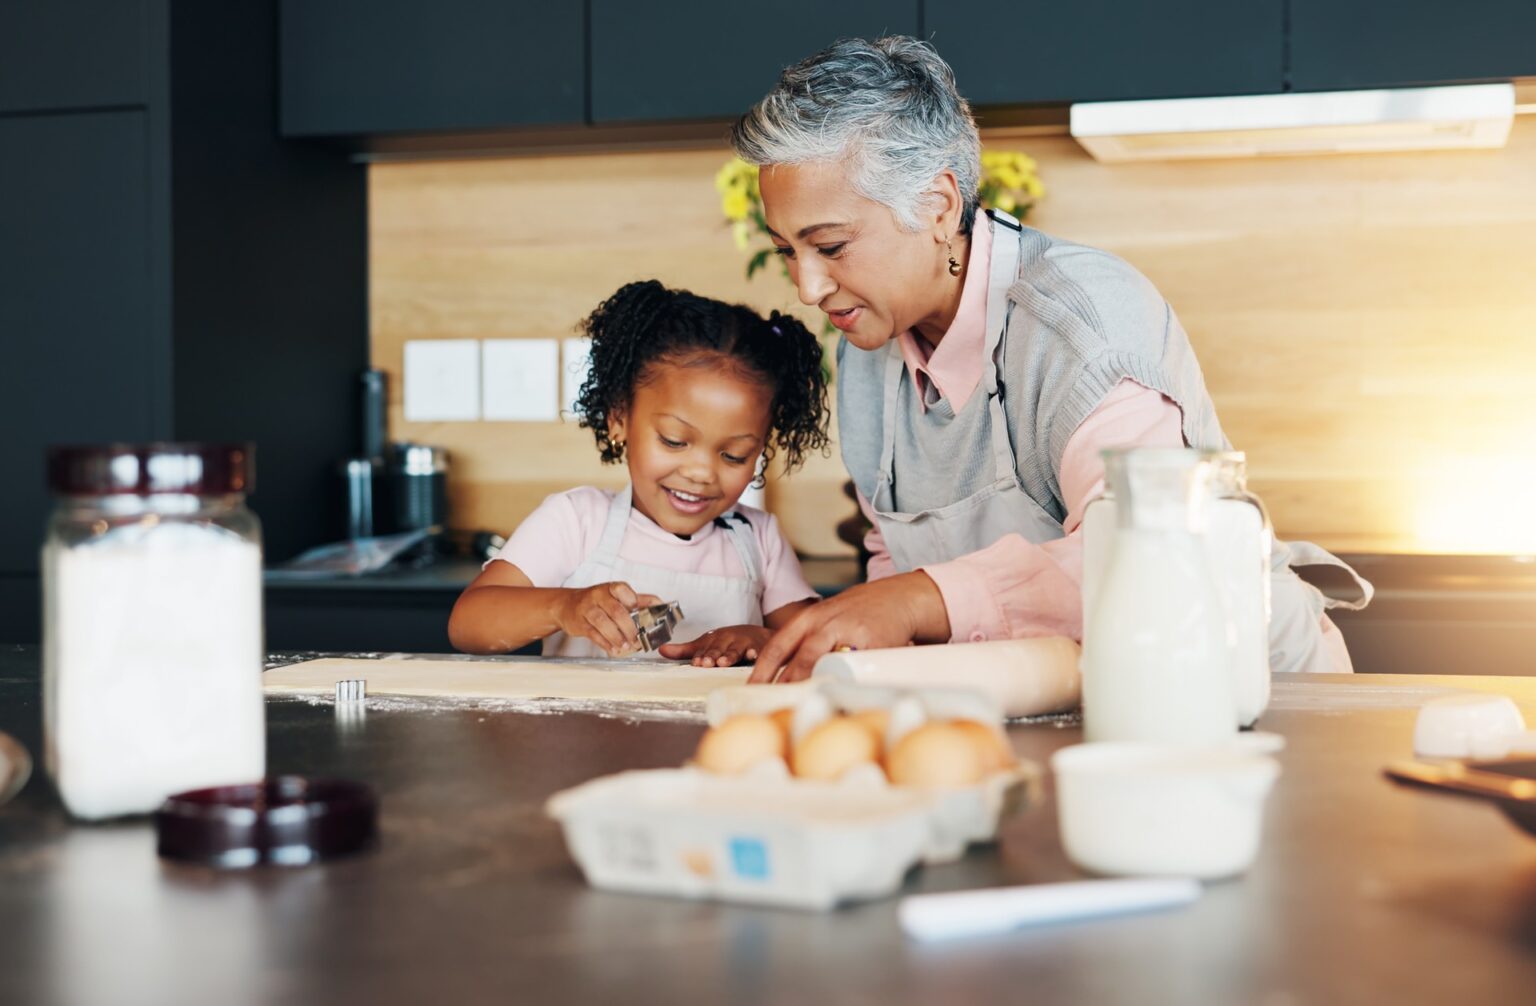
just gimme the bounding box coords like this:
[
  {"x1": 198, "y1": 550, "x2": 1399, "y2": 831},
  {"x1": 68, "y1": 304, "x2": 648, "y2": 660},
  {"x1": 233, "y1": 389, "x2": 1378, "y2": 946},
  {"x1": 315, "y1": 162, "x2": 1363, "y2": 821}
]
[{"x1": 946, "y1": 239, "x2": 962, "y2": 277}]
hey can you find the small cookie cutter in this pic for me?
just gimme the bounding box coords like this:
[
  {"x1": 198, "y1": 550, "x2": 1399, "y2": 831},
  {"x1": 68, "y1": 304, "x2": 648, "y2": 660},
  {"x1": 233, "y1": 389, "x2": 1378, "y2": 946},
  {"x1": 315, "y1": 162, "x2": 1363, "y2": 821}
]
[
  {"x1": 335, "y1": 679, "x2": 367, "y2": 703},
  {"x1": 630, "y1": 601, "x2": 684, "y2": 652}
]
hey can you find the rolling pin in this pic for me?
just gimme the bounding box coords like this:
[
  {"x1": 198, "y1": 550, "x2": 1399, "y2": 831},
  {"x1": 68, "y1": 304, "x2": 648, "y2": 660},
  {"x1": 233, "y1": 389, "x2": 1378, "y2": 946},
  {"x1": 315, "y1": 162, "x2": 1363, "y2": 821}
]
[{"x1": 811, "y1": 637, "x2": 1082, "y2": 718}]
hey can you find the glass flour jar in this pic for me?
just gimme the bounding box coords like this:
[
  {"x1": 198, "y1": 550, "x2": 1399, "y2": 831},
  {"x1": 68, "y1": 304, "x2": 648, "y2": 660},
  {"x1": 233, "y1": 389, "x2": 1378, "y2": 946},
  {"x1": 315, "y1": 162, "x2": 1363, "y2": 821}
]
[{"x1": 43, "y1": 443, "x2": 266, "y2": 820}]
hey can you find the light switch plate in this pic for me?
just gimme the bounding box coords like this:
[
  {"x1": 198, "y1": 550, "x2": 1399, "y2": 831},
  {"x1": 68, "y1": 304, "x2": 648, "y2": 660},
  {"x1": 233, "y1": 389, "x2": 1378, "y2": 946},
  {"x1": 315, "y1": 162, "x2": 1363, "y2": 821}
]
[
  {"x1": 562, "y1": 337, "x2": 593, "y2": 417},
  {"x1": 403, "y1": 339, "x2": 480, "y2": 421},
  {"x1": 482, "y1": 338, "x2": 559, "y2": 421}
]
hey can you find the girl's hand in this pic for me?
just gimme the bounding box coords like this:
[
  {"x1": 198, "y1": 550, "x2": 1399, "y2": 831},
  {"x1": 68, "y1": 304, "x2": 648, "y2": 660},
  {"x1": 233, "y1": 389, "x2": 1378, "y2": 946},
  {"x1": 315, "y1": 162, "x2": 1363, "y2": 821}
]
[
  {"x1": 659, "y1": 625, "x2": 773, "y2": 667},
  {"x1": 555, "y1": 582, "x2": 662, "y2": 657},
  {"x1": 748, "y1": 572, "x2": 951, "y2": 683}
]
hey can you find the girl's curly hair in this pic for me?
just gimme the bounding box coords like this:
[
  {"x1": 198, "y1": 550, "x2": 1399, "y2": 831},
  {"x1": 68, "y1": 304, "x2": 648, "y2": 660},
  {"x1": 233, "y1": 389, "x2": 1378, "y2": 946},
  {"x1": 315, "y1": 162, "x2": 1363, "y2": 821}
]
[{"x1": 573, "y1": 280, "x2": 830, "y2": 485}]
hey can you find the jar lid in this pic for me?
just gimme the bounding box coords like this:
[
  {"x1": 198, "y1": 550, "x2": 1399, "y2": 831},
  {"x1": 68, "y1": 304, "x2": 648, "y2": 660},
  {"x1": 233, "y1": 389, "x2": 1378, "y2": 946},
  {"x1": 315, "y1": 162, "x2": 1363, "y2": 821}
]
[
  {"x1": 154, "y1": 777, "x2": 377, "y2": 868},
  {"x1": 48, "y1": 442, "x2": 254, "y2": 496},
  {"x1": 389, "y1": 442, "x2": 448, "y2": 475}
]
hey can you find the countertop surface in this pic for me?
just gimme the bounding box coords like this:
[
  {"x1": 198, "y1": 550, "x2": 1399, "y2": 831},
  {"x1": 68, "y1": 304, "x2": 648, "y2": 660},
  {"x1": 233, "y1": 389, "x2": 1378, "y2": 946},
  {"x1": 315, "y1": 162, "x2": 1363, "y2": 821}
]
[{"x1": 4, "y1": 647, "x2": 1536, "y2": 1004}]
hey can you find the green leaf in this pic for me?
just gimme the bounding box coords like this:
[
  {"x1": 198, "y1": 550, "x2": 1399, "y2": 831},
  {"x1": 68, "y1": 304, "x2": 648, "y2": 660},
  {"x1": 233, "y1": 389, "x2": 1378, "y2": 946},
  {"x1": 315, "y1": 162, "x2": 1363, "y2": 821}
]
[{"x1": 745, "y1": 248, "x2": 772, "y2": 279}]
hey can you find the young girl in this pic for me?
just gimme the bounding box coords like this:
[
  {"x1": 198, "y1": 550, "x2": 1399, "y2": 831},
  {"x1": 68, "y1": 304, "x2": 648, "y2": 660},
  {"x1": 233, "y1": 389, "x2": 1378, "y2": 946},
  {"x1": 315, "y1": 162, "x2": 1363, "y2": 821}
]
[{"x1": 448, "y1": 280, "x2": 830, "y2": 666}]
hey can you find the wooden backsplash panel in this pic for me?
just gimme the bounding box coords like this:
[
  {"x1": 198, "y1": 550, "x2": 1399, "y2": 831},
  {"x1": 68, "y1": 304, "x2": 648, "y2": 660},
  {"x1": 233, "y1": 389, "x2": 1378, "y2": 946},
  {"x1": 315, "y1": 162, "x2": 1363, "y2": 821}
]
[{"x1": 371, "y1": 119, "x2": 1536, "y2": 556}]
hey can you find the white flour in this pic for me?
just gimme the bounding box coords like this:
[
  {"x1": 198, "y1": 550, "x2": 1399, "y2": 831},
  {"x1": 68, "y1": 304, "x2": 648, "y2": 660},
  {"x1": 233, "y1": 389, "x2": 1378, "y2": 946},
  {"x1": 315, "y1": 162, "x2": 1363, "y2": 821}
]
[{"x1": 45, "y1": 520, "x2": 265, "y2": 819}]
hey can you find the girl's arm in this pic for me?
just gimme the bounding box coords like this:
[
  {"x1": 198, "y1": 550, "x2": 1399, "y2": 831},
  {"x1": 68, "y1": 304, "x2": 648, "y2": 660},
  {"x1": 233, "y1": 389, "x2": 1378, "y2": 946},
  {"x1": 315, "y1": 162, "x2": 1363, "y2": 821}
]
[
  {"x1": 656, "y1": 598, "x2": 818, "y2": 667},
  {"x1": 447, "y1": 561, "x2": 658, "y2": 656}
]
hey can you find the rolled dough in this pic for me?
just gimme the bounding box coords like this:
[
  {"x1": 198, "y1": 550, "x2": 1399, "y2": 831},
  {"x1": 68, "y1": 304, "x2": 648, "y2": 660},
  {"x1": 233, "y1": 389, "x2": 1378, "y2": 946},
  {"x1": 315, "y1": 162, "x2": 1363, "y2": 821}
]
[{"x1": 262, "y1": 657, "x2": 750, "y2": 703}]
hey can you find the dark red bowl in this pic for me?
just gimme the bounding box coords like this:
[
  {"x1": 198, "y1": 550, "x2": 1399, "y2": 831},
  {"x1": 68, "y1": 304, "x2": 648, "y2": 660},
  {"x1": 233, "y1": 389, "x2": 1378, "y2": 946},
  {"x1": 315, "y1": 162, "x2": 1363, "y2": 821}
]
[{"x1": 155, "y1": 776, "x2": 377, "y2": 868}]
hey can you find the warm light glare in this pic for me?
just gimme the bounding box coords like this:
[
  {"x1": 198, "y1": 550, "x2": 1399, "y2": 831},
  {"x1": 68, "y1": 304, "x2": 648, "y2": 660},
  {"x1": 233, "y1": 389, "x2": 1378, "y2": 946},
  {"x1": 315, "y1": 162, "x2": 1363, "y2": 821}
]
[{"x1": 1413, "y1": 455, "x2": 1536, "y2": 555}]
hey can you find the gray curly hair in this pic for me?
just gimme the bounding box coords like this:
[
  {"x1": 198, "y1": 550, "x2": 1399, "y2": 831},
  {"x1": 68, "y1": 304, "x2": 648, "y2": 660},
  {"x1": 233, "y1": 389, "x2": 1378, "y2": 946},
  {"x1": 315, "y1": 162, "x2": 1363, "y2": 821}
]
[{"x1": 730, "y1": 36, "x2": 982, "y2": 235}]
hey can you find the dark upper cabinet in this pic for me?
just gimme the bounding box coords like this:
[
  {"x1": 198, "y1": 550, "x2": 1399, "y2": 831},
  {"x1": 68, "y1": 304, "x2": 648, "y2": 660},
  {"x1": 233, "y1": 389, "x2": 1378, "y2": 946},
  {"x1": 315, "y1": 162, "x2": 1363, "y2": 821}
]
[
  {"x1": 1289, "y1": 1, "x2": 1536, "y2": 91},
  {"x1": 926, "y1": 1, "x2": 1285, "y2": 104},
  {"x1": 280, "y1": 0, "x2": 585, "y2": 136},
  {"x1": 1, "y1": 1, "x2": 365, "y2": 609},
  {"x1": 0, "y1": 0, "x2": 148, "y2": 113},
  {"x1": 589, "y1": 1, "x2": 918, "y2": 123},
  {"x1": 0, "y1": 112, "x2": 158, "y2": 571}
]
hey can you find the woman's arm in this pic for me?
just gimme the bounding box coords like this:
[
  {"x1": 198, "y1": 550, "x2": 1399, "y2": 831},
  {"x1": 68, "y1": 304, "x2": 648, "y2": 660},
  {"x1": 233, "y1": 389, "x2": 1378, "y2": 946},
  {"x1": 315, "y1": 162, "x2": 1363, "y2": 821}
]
[
  {"x1": 751, "y1": 380, "x2": 1182, "y2": 682},
  {"x1": 447, "y1": 561, "x2": 657, "y2": 656}
]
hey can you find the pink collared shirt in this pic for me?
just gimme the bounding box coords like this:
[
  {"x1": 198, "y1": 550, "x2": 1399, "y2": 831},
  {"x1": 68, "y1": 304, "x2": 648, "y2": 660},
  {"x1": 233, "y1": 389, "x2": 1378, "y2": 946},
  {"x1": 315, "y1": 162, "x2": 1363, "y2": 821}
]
[{"x1": 860, "y1": 216, "x2": 1349, "y2": 664}]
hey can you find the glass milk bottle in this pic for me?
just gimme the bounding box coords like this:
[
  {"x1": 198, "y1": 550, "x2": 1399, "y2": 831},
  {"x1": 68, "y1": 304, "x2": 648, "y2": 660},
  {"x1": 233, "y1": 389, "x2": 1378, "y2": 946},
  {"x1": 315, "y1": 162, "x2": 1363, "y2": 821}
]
[
  {"x1": 43, "y1": 443, "x2": 266, "y2": 820},
  {"x1": 1206, "y1": 453, "x2": 1272, "y2": 728},
  {"x1": 1083, "y1": 452, "x2": 1273, "y2": 729},
  {"x1": 1080, "y1": 448, "x2": 1236, "y2": 743}
]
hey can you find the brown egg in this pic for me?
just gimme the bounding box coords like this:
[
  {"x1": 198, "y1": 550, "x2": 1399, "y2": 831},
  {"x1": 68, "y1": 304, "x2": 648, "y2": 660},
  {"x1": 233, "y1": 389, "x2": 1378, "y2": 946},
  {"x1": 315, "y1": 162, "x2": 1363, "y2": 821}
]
[
  {"x1": 791, "y1": 716, "x2": 881, "y2": 781},
  {"x1": 950, "y1": 719, "x2": 1015, "y2": 772},
  {"x1": 847, "y1": 707, "x2": 891, "y2": 752},
  {"x1": 768, "y1": 706, "x2": 796, "y2": 741},
  {"x1": 694, "y1": 714, "x2": 787, "y2": 775},
  {"x1": 886, "y1": 722, "x2": 989, "y2": 788}
]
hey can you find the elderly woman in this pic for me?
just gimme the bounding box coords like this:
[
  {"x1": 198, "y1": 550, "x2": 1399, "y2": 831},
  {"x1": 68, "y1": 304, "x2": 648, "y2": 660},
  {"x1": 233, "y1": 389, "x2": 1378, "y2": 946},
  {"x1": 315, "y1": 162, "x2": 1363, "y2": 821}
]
[{"x1": 728, "y1": 36, "x2": 1368, "y2": 683}]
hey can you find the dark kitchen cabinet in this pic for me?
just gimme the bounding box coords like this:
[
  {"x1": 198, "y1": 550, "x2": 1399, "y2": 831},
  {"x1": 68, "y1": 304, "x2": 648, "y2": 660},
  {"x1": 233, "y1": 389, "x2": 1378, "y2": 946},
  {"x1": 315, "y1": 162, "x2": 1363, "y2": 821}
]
[
  {"x1": 589, "y1": 0, "x2": 919, "y2": 124},
  {"x1": 280, "y1": 0, "x2": 585, "y2": 136},
  {"x1": 0, "y1": 1, "x2": 367, "y2": 645},
  {"x1": 0, "y1": 0, "x2": 148, "y2": 113},
  {"x1": 1289, "y1": 0, "x2": 1536, "y2": 91},
  {"x1": 926, "y1": 1, "x2": 1285, "y2": 105},
  {"x1": 0, "y1": 112, "x2": 159, "y2": 575}
]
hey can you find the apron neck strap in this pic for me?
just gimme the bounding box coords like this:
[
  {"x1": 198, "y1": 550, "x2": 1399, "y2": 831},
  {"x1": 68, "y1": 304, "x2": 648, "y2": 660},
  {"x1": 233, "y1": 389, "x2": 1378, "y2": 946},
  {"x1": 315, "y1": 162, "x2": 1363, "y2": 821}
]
[
  {"x1": 716, "y1": 512, "x2": 762, "y2": 583},
  {"x1": 590, "y1": 484, "x2": 634, "y2": 562}
]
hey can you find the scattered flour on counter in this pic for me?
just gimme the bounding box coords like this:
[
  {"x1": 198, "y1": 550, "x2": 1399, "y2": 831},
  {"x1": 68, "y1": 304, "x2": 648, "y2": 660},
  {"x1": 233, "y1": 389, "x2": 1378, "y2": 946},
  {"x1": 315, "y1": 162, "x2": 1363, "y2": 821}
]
[{"x1": 271, "y1": 691, "x2": 710, "y2": 725}]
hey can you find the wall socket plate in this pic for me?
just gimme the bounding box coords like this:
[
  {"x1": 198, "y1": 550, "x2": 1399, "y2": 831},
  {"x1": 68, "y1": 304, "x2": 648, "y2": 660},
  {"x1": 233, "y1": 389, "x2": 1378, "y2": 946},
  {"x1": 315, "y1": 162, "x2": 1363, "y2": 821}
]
[
  {"x1": 482, "y1": 338, "x2": 559, "y2": 421},
  {"x1": 403, "y1": 339, "x2": 480, "y2": 421}
]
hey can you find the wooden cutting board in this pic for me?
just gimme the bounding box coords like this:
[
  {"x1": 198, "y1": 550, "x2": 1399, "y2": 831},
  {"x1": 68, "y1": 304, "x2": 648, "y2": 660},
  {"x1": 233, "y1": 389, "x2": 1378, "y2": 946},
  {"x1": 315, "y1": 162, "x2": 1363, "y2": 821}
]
[{"x1": 263, "y1": 657, "x2": 750, "y2": 703}]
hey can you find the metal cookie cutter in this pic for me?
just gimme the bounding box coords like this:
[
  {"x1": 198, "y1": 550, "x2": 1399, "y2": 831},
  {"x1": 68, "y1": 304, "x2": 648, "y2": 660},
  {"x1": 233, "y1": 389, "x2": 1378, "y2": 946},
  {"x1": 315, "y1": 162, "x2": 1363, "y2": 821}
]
[{"x1": 630, "y1": 601, "x2": 684, "y2": 652}]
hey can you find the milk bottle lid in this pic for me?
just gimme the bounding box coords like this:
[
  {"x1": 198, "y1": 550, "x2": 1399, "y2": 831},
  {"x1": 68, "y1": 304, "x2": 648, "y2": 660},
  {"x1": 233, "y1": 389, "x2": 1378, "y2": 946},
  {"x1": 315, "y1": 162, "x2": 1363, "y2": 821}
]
[{"x1": 154, "y1": 777, "x2": 377, "y2": 868}]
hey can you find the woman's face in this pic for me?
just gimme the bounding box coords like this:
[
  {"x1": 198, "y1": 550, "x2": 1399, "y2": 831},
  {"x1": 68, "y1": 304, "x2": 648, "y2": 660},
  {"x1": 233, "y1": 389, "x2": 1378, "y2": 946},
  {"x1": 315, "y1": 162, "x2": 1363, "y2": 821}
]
[{"x1": 759, "y1": 160, "x2": 956, "y2": 351}]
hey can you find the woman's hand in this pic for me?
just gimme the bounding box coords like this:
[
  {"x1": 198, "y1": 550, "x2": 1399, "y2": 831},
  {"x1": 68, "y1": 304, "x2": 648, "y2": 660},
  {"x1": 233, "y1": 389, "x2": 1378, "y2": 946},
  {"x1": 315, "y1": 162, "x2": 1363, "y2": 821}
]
[
  {"x1": 554, "y1": 581, "x2": 661, "y2": 657},
  {"x1": 659, "y1": 625, "x2": 773, "y2": 667},
  {"x1": 748, "y1": 572, "x2": 951, "y2": 683}
]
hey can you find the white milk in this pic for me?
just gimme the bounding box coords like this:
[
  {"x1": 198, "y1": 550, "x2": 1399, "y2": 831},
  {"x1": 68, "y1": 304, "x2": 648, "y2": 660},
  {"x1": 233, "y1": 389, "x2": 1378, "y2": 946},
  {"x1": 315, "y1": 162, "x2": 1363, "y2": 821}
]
[
  {"x1": 1084, "y1": 495, "x2": 1270, "y2": 728},
  {"x1": 1081, "y1": 527, "x2": 1236, "y2": 743},
  {"x1": 44, "y1": 521, "x2": 265, "y2": 819}
]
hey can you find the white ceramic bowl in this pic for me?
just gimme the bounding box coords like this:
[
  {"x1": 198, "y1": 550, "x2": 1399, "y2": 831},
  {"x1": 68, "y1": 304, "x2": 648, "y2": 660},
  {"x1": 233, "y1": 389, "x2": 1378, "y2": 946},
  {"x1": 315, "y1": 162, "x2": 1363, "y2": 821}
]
[
  {"x1": 1051, "y1": 742, "x2": 1281, "y2": 880},
  {"x1": 1413, "y1": 693, "x2": 1527, "y2": 759}
]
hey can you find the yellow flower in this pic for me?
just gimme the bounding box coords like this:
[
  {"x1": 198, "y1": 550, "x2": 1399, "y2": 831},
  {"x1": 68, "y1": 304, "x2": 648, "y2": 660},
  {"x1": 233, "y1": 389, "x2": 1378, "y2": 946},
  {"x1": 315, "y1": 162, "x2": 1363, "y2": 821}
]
[
  {"x1": 721, "y1": 188, "x2": 751, "y2": 221},
  {"x1": 1023, "y1": 174, "x2": 1045, "y2": 198},
  {"x1": 732, "y1": 220, "x2": 751, "y2": 251},
  {"x1": 992, "y1": 165, "x2": 1025, "y2": 191},
  {"x1": 715, "y1": 157, "x2": 760, "y2": 199},
  {"x1": 995, "y1": 192, "x2": 1018, "y2": 214}
]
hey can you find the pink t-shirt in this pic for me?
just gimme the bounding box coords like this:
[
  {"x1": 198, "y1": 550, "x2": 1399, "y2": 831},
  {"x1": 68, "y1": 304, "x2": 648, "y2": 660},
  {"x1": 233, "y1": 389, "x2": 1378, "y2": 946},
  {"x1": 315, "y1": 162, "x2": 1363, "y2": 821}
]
[{"x1": 490, "y1": 486, "x2": 818, "y2": 618}]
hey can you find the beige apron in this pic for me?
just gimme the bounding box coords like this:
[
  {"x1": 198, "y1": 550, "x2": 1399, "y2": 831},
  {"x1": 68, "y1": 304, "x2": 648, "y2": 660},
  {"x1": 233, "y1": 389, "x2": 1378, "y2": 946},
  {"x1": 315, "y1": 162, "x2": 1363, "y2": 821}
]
[{"x1": 546, "y1": 486, "x2": 764, "y2": 659}]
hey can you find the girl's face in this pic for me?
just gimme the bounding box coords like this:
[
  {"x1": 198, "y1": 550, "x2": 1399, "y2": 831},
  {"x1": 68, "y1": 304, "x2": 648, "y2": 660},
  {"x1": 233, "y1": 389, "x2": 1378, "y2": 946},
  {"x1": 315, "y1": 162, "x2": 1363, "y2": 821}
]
[
  {"x1": 608, "y1": 357, "x2": 774, "y2": 537},
  {"x1": 759, "y1": 160, "x2": 959, "y2": 351}
]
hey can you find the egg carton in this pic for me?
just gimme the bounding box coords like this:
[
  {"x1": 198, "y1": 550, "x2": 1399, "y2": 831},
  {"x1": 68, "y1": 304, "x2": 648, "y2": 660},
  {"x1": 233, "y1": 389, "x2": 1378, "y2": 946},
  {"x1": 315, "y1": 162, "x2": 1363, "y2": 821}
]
[{"x1": 545, "y1": 680, "x2": 1040, "y2": 910}]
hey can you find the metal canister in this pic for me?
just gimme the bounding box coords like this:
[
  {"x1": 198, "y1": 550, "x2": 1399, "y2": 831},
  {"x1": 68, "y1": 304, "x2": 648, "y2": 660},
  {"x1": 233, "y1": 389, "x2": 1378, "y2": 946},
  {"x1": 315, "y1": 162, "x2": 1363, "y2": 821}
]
[{"x1": 387, "y1": 443, "x2": 449, "y2": 533}]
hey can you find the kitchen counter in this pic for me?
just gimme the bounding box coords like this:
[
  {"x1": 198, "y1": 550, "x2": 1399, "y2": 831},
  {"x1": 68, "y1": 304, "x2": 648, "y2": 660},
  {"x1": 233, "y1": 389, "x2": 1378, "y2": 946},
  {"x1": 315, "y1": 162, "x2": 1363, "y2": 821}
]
[{"x1": 3, "y1": 645, "x2": 1536, "y2": 1004}]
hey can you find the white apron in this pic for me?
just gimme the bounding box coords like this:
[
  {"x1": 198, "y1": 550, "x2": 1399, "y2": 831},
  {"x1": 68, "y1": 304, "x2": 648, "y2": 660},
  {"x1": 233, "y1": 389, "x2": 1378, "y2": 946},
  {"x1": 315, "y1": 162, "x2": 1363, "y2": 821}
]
[
  {"x1": 866, "y1": 211, "x2": 1371, "y2": 674},
  {"x1": 544, "y1": 485, "x2": 764, "y2": 658}
]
